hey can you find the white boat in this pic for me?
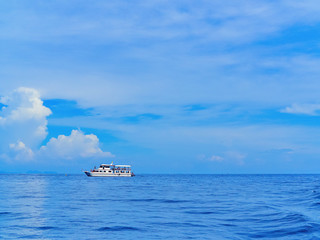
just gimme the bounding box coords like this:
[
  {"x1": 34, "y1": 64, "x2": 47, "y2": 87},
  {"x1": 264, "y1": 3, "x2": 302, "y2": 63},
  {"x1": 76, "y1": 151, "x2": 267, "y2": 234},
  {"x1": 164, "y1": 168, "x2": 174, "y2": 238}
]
[{"x1": 84, "y1": 163, "x2": 134, "y2": 177}]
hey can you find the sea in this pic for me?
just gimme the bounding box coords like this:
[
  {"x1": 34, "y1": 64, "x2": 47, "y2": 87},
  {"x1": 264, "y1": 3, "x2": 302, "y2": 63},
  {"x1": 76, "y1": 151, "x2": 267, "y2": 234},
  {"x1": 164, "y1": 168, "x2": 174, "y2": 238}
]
[{"x1": 1, "y1": 174, "x2": 320, "y2": 240}]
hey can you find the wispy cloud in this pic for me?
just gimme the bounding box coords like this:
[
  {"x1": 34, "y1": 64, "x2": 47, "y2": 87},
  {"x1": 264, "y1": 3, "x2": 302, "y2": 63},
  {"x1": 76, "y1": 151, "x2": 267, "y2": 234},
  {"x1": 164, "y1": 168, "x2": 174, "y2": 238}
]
[
  {"x1": 2, "y1": 1, "x2": 320, "y2": 109},
  {"x1": 209, "y1": 155, "x2": 224, "y2": 162},
  {"x1": 198, "y1": 152, "x2": 245, "y2": 165},
  {"x1": 280, "y1": 103, "x2": 320, "y2": 115},
  {"x1": 1, "y1": 0, "x2": 320, "y2": 43}
]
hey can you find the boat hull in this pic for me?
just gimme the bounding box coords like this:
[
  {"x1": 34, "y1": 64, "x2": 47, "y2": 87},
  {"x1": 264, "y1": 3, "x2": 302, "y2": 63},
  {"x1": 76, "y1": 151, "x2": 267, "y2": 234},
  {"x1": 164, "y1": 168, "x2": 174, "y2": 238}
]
[{"x1": 84, "y1": 171, "x2": 134, "y2": 177}]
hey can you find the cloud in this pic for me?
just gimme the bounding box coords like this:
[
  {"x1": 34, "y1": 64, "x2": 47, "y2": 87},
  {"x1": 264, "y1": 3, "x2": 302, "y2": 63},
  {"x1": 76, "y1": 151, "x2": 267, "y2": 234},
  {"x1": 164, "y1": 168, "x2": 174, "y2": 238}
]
[
  {"x1": 225, "y1": 151, "x2": 246, "y2": 165},
  {"x1": 209, "y1": 155, "x2": 224, "y2": 162},
  {"x1": 198, "y1": 153, "x2": 244, "y2": 165},
  {"x1": 0, "y1": 88, "x2": 113, "y2": 163},
  {"x1": 3, "y1": 1, "x2": 320, "y2": 110},
  {"x1": 0, "y1": 87, "x2": 52, "y2": 123},
  {"x1": 280, "y1": 103, "x2": 320, "y2": 115},
  {"x1": 39, "y1": 130, "x2": 114, "y2": 160},
  {"x1": 0, "y1": 87, "x2": 51, "y2": 158},
  {"x1": 9, "y1": 141, "x2": 34, "y2": 161},
  {"x1": 1, "y1": 0, "x2": 320, "y2": 44}
]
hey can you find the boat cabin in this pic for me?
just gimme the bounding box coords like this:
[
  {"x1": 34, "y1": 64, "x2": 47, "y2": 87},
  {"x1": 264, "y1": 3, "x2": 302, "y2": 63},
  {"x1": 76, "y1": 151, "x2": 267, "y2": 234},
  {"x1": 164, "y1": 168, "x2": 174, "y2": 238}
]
[{"x1": 92, "y1": 164, "x2": 132, "y2": 174}]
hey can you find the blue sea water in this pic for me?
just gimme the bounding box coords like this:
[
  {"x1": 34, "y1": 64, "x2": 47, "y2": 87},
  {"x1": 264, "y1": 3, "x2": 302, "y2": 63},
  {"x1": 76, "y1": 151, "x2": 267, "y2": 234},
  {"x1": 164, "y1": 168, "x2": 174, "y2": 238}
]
[{"x1": 1, "y1": 174, "x2": 320, "y2": 239}]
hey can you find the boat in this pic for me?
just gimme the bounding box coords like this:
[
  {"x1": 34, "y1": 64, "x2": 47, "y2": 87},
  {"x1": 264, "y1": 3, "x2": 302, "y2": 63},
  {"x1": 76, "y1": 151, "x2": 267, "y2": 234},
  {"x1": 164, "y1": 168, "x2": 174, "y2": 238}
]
[{"x1": 84, "y1": 162, "x2": 134, "y2": 177}]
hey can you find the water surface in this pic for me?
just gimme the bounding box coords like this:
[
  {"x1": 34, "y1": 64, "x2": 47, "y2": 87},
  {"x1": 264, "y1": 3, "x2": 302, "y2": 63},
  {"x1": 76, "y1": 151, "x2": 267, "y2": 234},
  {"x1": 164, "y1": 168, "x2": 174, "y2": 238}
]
[{"x1": 1, "y1": 174, "x2": 320, "y2": 239}]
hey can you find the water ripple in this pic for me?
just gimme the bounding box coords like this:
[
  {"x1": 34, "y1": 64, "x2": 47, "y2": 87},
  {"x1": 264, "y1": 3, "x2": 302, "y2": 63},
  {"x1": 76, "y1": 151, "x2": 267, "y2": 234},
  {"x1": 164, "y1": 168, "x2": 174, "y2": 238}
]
[
  {"x1": 97, "y1": 226, "x2": 141, "y2": 231},
  {"x1": 0, "y1": 212, "x2": 11, "y2": 215}
]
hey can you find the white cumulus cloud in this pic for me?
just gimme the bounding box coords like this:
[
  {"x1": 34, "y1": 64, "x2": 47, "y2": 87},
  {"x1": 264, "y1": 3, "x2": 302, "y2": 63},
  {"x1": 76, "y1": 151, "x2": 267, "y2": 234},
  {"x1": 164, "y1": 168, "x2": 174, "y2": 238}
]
[
  {"x1": 0, "y1": 87, "x2": 52, "y2": 123},
  {"x1": 39, "y1": 130, "x2": 114, "y2": 160},
  {"x1": 0, "y1": 87, "x2": 51, "y2": 160},
  {"x1": 0, "y1": 87, "x2": 113, "y2": 163},
  {"x1": 9, "y1": 141, "x2": 34, "y2": 161}
]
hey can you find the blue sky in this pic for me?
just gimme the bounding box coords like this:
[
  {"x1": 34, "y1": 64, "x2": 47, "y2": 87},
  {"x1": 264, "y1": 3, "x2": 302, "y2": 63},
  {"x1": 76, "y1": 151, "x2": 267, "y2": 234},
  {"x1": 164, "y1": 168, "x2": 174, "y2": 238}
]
[{"x1": 1, "y1": 0, "x2": 320, "y2": 173}]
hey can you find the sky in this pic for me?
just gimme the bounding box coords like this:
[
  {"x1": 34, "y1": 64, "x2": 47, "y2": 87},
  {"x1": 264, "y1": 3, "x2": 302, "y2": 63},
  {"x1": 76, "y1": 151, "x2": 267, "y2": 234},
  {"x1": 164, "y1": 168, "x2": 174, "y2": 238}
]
[{"x1": 1, "y1": 0, "x2": 320, "y2": 173}]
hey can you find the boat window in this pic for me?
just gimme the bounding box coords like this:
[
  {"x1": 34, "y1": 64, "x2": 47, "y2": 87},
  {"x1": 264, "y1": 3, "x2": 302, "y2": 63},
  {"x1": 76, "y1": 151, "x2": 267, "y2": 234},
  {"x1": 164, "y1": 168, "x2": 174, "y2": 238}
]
[
  {"x1": 100, "y1": 171, "x2": 102, "y2": 172},
  {"x1": 109, "y1": 171, "x2": 111, "y2": 173},
  {"x1": 126, "y1": 171, "x2": 129, "y2": 173},
  {"x1": 104, "y1": 171, "x2": 106, "y2": 172},
  {"x1": 116, "y1": 171, "x2": 119, "y2": 173}
]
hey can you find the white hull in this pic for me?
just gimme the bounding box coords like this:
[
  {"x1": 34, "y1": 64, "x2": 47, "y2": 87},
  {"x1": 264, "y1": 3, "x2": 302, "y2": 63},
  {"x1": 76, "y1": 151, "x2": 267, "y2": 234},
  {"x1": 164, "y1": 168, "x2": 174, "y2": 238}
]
[{"x1": 84, "y1": 171, "x2": 134, "y2": 177}]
